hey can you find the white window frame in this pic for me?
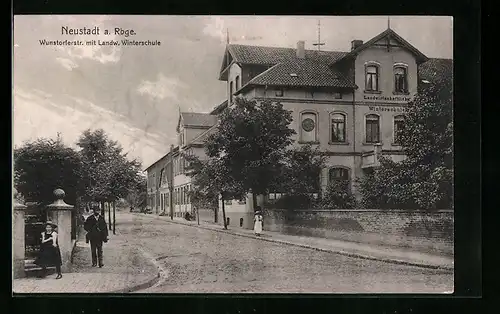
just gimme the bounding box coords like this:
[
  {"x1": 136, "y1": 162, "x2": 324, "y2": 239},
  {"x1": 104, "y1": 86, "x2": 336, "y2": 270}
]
[
  {"x1": 329, "y1": 111, "x2": 348, "y2": 144},
  {"x1": 393, "y1": 63, "x2": 409, "y2": 94},
  {"x1": 364, "y1": 61, "x2": 381, "y2": 92},
  {"x1": 364, "y1": 113, "x2": 381, "y2": 144}
]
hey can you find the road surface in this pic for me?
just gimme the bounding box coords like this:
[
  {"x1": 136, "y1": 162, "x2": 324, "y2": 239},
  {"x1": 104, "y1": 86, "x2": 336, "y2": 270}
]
[{"x1": 117, "y1": 212, "x2": 453, "y2": 293}]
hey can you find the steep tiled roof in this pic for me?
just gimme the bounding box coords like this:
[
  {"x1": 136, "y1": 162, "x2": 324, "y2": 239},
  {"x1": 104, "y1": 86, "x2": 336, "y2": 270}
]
[
  {"x1": 418, "y1": 58, "x2": 453, "y2": 83},
  {"x1": 227, "y1": 44, "x2": 348, "y2": 66},
  {"x1": 180, "y1": 112, "x2": 217, "y2": 128},
  {"x1": 237, "y1": 58, "x2": 356, "y2": 92}
]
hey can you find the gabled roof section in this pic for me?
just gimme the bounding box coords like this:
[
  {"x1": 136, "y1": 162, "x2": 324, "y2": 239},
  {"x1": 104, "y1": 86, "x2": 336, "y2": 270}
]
[
  {"x1": 188, "y1": 124, "x2": 218, "y2": 147},
  {"x1": 178, "y1": 112, "x2": 218, "y2": 130},
  {"x1": 332, "y1": 28, "x2": 429, "y2": 65},
  {"x1": 144, "y1": 145, "x2": 179, "y2": 172},
  {"x1": 418, "y1": 58, "x2": 453, "y2": 84},
  {"x1": 219, "y1": 44, "x2": 348, "y2": 81},
  {"x1": 219, "y1": 46, "x2": 234, "y2": 80},
  {"x1": 236, "y1": 58, "x2": 356, "y2": 94}
]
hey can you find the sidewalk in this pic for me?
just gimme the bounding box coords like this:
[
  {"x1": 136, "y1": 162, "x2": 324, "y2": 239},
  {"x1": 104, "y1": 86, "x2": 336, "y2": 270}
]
[
  {"x1": 13, "y1": 228, "x2": 160, "y2": 294},
  {"x1": 142, "y1": 213, "x2": 454, "y2": 271}
]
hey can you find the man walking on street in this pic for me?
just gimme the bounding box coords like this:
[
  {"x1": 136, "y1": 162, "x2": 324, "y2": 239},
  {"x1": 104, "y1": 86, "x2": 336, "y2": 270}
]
[{"x1": 84, "y1": 203, "x2": 109, "y2": 267}]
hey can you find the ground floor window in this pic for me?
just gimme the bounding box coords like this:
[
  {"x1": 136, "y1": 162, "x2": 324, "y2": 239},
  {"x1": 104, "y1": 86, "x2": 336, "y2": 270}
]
[
  {"x1": 329, "y1": 167, "x2": 349, "y2": 184},
  {"x1": 268, "y1": 193, "x2": 284, "y2": 200}
]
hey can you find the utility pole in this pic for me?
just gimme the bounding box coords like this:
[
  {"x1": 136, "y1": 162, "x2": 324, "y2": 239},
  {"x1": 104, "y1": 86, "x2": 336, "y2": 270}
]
[{"x1": 312, "y1": 19, "x2": 325, "y2": 51}]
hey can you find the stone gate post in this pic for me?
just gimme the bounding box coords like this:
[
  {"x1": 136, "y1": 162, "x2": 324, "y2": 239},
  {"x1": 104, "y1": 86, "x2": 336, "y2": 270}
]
[
  {"x1": 47, "y1": 189, "x2": 74, "y2": 273},
  {"x1": 13, "y1": 188, "x2": 27, "y2": 279}
]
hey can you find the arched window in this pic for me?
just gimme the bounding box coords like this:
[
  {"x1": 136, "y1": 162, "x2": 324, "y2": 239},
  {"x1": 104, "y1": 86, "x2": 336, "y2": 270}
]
[
  {"x1": 229, "y1": 81, "x2": 234, "y2": 104},
  {"x1": 365, "y1": 63, "x2": 380, "y2": 92},
  {"x1": 328, "y1": 167, "x2": 349, "y2": 184},
  {"x1": 365, "y1": 114, "x2": 380, "y2": 143},
  {"x1": 394, "y1": 65, "x2": 408, "y2": 93},
  {"x1": 300, "y1": 111, "x2": 318, "y2": 143},
  {"x1": 235, "y1": 75, "x2": 240, "y2": 91},
  {"x1": 330, "y1": 113, "x2": 346, "y2": 143},
  {"x1": 393, "y1": 115, "x2": 405, "y2": 144}
]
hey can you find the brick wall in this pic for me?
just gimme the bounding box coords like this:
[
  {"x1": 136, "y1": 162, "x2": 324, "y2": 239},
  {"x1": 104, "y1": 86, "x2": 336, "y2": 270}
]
[{"x1": 263, "y1": 209, "x2": 454, "y2": 256}]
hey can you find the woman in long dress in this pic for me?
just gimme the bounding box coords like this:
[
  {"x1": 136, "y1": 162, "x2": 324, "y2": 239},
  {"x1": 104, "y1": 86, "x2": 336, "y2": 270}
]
[
  {"x1": 34, "y1": 221, "x2": 62, "y2": 279},
  {"x1": 254, "y1": 207, "x2": 263, "y2": 236}
]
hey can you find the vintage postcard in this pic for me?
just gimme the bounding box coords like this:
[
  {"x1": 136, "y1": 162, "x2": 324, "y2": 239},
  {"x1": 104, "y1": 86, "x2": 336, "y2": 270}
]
[{"x1": 12, "y1": 15, "x2": 453, "y2": 294}]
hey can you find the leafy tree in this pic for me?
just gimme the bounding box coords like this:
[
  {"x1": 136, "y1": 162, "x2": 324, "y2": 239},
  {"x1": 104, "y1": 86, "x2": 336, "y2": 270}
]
[
  {"x1": 14, "y1": 136, "x2": 83, "y2": 206},
  {"x1": 184, "y1": 153, "x2": 245, "y2": 228},
  {"x1": 265, "y1": 144, "x2": 326, "y2": 210},
  {"x1": 204, "y1": 97, "x2": 296, "y2": 209},
  {"x1": 319, "y1": 180, "x2": 356, "y2": 209},
  {"x1": 276, "y1": 144, "x2": 326, "y2": 194},
  {"x1": 125, "y1": 174, "x2": 147, "y2": 211},
  {"x1": 76, "y1": 129, "x2": 143, "y2": 203},
  {"x1": 357, "y1": 74, "x2": 453, "y2": 210}
]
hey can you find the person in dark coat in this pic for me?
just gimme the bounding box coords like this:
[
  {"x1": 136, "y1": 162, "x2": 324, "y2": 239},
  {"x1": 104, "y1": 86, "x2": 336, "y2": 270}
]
[
  {"x1": 84, "y1": 203, "x2": 109, "y2": 267},
  {"x1": 34, "y1": 221, "x2": 62, "y2": 279}
]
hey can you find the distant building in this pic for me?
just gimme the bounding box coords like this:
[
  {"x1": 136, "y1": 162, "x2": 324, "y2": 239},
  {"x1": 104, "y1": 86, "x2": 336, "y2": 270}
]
[{"x1": 145, "y1": 27, "x2": 452, "y2": 224}]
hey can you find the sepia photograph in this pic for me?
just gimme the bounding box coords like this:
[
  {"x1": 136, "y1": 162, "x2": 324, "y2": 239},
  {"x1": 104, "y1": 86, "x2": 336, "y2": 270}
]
[{"x1": 12, "y1": 15, "x2": 453, "y2": 294}]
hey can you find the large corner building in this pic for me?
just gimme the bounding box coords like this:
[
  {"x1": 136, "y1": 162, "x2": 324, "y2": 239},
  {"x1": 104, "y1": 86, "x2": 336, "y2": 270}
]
[{"x1": 145, "y1": 27, "x2": 452, "y2": 225}]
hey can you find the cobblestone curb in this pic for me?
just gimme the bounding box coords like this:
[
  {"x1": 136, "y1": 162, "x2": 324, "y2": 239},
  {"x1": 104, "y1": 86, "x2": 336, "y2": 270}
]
[
  {"x1": 108, "y1": 272, "x2": 161, "y2": 293},
  {"x1": 153, "y1": 215, "x2": 454, "y2": 272},
  {"x1": 73, "y1": 237, "x2": 163, "y2": 293}
]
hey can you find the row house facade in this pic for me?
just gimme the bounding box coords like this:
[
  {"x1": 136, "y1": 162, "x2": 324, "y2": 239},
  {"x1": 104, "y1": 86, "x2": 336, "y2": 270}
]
[
  {"x1": 145, "y1": 112, "x2": 219, "y2": 217},
  {"x1": 145, "y1": 27, "x2": 452, "y2": 225}
]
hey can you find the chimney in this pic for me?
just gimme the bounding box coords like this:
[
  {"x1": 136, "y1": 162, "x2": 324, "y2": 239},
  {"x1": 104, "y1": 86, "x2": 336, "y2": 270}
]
[
  {"x1": 296, "y1": 40, "x2": 305, "y2": 59},
  {"x1": 351, "y1": 40, "x2": 363, "y2": 51}
]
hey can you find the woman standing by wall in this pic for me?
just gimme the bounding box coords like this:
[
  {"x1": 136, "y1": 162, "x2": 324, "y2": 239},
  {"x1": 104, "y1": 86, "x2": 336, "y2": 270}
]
[
  {"x1": 34, "y1": 221, "x2": 62, "y2": 279},
  {"x1": 254, "y1": 206, "x2": 263, "y2": 236}
]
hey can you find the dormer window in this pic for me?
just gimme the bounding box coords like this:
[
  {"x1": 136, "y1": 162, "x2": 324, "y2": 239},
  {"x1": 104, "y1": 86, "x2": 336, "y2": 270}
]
[
  {"x1": 365, "y1": 64, "x2": 380, "y2": 92},
  {"x1": 394, "y1": 64, "x2": 409, "y2": 94}
]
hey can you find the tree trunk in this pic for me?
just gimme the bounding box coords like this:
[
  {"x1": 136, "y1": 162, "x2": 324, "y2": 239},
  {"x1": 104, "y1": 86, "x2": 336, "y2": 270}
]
[
  {"x1": 101, "y1": 201, "x2": 105, "y2": 216},
  {"x1": 108, "y1": 202, "x2": 112, "y2": 230},
  {"x1": 196, "y1": 205, "x2": 200, "y2": 225},
  {"x1": 221, "y1": 193, "x2": 227, "y2": 230},
  {"x1": 214, "y1": 197, "x2": 218, "y2": 223},
  {"x1": 112, "y1": 201, "x2": 116, "y2": 235}
]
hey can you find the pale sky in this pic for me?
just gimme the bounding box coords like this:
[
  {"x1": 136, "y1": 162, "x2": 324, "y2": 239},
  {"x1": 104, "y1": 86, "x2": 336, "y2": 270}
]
[{"x1": 12, "y1": 15, "x2": 453, "y2": 168}]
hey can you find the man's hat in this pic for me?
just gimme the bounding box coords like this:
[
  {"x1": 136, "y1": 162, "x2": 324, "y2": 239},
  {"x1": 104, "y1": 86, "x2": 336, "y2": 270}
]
[{"x1": 44, "y1": 221, "x2": 58, "y2": 229}]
